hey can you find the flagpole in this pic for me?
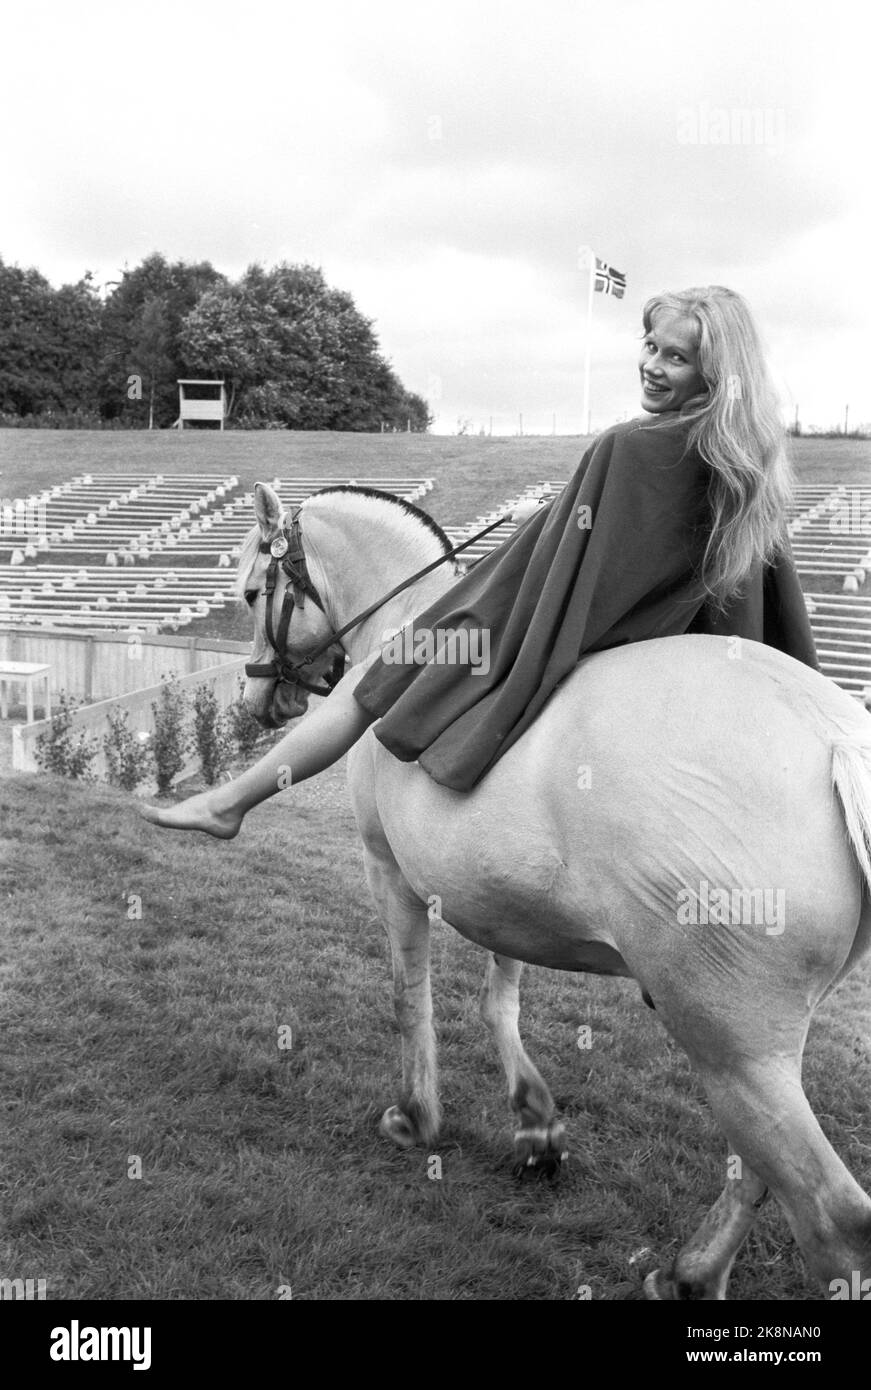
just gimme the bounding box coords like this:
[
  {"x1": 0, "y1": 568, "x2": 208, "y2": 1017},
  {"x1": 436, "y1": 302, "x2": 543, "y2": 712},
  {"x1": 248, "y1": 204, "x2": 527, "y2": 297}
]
[{"x1": 582, "y1": 251, "x2": 595, "y2": 434}]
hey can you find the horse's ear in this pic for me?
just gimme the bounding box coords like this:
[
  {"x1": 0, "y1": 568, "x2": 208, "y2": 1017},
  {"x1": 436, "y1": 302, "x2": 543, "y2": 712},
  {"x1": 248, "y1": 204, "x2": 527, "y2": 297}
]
[{"x1": 254, "y1": 482, "x2": 282, "y2": 538}]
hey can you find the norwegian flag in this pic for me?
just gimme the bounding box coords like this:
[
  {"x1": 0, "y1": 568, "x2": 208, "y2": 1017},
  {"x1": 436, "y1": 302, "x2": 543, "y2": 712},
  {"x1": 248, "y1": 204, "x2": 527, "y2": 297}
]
[{"x1": 594, "y1": 258, "x2": 627, "y2": 298}]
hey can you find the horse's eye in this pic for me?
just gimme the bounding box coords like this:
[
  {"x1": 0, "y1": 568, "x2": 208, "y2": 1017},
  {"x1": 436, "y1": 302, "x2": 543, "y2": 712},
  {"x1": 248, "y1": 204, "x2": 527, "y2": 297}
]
[{"x1": 245, "y1": 590, "x2": 259, "y2": 607}]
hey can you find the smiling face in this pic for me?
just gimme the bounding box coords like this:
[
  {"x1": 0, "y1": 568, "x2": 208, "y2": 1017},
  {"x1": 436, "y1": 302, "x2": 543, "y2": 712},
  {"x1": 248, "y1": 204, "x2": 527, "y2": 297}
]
[{"x1": 638, "y1": 310, "x2": 706, "y2": 413}]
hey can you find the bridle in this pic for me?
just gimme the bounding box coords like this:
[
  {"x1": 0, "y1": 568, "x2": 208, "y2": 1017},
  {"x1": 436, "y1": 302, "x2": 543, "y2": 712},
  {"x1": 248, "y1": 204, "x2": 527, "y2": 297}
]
[
  {"x1": 244, "y1": 507, "x2": 347, "y2": 697},
  {"x1": 244, "y1": 503, "x2": 522, "y2": 697}
]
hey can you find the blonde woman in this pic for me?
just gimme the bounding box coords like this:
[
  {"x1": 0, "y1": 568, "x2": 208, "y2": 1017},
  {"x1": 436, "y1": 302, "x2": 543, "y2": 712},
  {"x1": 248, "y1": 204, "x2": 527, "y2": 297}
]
[{"x1": 144, "y1": 286, "x2": 817, "y2": 836}]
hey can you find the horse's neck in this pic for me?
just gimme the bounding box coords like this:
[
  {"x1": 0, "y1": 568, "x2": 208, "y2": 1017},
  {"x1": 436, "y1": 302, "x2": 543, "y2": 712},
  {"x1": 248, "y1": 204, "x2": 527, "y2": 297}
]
[{"x1": 303, "y1": 500, "x2": 458, "y2": 664}]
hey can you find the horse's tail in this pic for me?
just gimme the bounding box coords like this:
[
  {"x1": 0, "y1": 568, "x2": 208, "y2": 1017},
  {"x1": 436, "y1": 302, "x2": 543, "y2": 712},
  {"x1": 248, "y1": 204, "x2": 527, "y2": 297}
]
[{"x1": 831, "y1": 729, "x2": 871, "y2": 892}]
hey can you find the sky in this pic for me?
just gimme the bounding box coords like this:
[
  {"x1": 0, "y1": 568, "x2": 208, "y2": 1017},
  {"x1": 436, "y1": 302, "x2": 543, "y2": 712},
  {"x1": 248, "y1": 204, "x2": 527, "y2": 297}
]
[{"x1": 1, "y1": 0, "x2": 868, "y2": 434}]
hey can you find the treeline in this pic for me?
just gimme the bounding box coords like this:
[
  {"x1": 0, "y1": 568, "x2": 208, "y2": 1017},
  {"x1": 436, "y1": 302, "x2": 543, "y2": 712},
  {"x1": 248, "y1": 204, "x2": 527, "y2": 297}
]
[{"x1": 0, "y1": 253, "x2": 431, "y2": 431}]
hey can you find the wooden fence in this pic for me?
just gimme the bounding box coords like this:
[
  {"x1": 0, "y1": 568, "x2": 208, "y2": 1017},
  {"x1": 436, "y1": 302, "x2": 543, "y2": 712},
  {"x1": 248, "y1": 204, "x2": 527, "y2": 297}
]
[
  {"x1": 12, "y1": 656, "x2": 248, "y2": 787},
  {"x1": 0, "y1": 627, "x2": 249, "y2": 703}
]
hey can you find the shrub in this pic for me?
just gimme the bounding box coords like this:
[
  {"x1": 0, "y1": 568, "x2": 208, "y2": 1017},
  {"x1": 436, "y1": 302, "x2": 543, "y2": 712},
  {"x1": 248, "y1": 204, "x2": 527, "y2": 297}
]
[
  {"x1": 150, "y1": 677, "x2": 189, "y2": 795},
  {"x1": 103, "y1": 707, "x2": 153, "y2": 791},
  {"x1": 192, "y1": 682, "x2": 231, "y2": 785},
  {"x1": 224, "y1": 676, "x2": 262, "y2": 758},
  {"x1": 34, "y1": 692, "x2": 98, "y2": 780}
]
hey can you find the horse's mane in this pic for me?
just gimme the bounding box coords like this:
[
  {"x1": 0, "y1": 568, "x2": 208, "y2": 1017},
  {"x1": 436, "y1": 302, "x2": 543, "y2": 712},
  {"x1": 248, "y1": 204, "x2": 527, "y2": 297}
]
[
  {"x1": 311, "y1": 485, "x2": 453, "y2": 555},
  {"x1": 235, "y1": 486, "x2": 454, "y2": 601}
]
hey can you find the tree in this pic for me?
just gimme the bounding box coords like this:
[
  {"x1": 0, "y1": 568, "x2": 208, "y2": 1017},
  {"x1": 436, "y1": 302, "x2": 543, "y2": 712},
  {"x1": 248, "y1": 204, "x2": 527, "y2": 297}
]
[
  {"x1": 181, "y1": 262, "x2": 432, "y2": 430},
  {"x1": 178, "y1": 280, "x2": 268, "y2": 419},
  {"x1": 99, "y1": 254, "x2": 225, "y2": 426},
  {"x1": 0, "y1": 251, "x2": 431, "y2": 431},
  {"x1": 131, "y1": 296, "x2": 172, "y2": 430},
  {"x1": 0, "y1": 260, "x2": 103, "y2": 419},
  {"x1": 49, "y1": 275, "x2": 103, "y2": 416}
]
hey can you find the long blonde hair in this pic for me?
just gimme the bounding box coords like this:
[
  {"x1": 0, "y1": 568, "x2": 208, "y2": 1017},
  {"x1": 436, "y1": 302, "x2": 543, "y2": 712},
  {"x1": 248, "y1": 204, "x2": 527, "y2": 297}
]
[{"x1": 642, "y1": 286, "x2": 793, "y2": 609}]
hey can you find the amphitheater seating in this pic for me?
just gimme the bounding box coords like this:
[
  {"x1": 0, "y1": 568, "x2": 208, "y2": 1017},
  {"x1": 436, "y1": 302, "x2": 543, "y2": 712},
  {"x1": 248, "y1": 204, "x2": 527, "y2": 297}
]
[
  {"x1": 1, "y1": 473, "x2": 434, "y2": 565},
  {"x1": 0, "y1": 475, "x2": 434, "y2": 631},
  {"x1": 446, "y1": 481, "x2": 871, "y2": 703},
  {"x1": 1, "y1": 471, "x2": 867, "y2": 700},
  {"x1": 788, "y1": 485, "x2": 871, "y2": 589}
]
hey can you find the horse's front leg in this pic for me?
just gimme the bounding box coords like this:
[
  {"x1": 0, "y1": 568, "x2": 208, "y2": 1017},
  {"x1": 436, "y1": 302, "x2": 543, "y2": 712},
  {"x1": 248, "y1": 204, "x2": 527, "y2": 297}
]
[
  {"x1": 480, "y1": 953, "x2": 567, "y2": 1177},
  {"x1": 362, "y1": 847, "x2": 440, "y2": 1148}
]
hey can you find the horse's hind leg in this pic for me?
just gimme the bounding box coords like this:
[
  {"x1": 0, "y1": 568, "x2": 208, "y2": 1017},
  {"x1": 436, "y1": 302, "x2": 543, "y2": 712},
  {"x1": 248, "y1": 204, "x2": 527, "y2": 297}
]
[
  {"x1": 480, "y1": 954, "x2": 567, "y2": 1177},
  {"x1": 645, "y1": 1154, "x2": 768, "y2": 1300},
  {"x1": 698, "y1": 1059, "x2": 871, "y2": 1293},
  {"x1": 361, "y1": 844, "x2": 440, "y2": 1148},
  {"x1": 644, "y1": 1047, "x2": 871, "y2": 1297}
]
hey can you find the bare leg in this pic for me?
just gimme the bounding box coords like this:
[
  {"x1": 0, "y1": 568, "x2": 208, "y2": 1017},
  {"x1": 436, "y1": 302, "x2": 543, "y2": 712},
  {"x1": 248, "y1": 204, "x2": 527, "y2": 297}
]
[
  {"x1": 479, "y1": 953, "x2": 566, "y2": 1177},
  {"x1": 140, "y1": 660, "x2": 377, "y2": 837},
  {"x1": 645, "y1": 1152, "x2": 768, "y2": 1300}
]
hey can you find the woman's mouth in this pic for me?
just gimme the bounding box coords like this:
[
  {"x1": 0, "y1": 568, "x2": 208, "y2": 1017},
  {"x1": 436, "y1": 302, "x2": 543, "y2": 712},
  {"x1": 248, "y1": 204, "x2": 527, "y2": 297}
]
[{"x1": 642, "y1": 378, "x2": 670, "y2": 397}]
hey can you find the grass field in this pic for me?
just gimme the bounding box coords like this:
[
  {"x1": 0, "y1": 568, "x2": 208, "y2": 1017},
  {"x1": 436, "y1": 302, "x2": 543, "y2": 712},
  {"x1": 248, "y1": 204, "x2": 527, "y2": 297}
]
[
  {"x1": 3, "y1": 428, "x2": 871, "y2": 529},
  {"x1": 2, "y1": 429, "x2": 871, "y2": 1301},
  {"x1": 2, "y1": 769, "x2": 870, "y2": 1302}
]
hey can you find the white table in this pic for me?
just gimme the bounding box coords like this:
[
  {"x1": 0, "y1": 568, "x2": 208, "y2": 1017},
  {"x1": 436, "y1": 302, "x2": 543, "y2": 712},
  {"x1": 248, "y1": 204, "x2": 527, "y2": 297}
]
[{"x1": 0, "y1": 662, "x2": 52, "y2": 723}]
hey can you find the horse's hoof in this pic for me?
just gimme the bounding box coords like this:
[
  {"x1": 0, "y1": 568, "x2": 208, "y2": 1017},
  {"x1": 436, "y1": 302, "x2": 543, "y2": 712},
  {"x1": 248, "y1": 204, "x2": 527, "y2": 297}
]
[
  {"x1": 512, "y1": 1154, "x2": 563, "y2": 1182},
  {"x1": 512, "y1": 1120, "x2": 568, "y2": 1181},
  {"x1": 628, "y1": 1246, "x2": 658, "y2": 1280},
  {"x1": 643, "y1": 1269, "x2": 668, "y2": 1300},
  {"x1": 379, "y1": 1105, "x2": 417, "y2": 1149}
]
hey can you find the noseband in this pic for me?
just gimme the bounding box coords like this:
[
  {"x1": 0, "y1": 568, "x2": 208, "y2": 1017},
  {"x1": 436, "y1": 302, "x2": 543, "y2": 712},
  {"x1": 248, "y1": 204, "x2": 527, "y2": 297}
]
[{"x1": 244, "y1": 507, "x2": 346, "y2": 697}]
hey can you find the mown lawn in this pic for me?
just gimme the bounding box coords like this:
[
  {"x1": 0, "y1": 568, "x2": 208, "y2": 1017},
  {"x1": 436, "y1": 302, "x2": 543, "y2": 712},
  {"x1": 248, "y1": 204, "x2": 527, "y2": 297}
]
[
  {"x1": 2, "y1": 429, "x2": 870, "y2": 531},
  {"x1": 1, "y1": 769, "x2": 869, "y2": 1301}
]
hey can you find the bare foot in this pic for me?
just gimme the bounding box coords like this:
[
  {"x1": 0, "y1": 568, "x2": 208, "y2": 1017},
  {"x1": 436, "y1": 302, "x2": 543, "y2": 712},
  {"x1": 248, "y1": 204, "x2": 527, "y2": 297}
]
[{"x1": 139, "y1": 789, "x2": 243, "y2": 839}]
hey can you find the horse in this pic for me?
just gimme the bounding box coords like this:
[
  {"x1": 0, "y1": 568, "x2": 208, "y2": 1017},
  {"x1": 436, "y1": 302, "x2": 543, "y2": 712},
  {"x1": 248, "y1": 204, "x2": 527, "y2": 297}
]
[{"x1": 237, "y1": 480, "x2": 871, "y2": 1300}]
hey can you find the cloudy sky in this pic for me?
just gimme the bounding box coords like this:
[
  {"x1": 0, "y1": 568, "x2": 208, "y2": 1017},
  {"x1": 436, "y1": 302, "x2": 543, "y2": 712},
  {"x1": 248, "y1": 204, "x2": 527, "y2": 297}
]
[{"x1": 2, "y1": 0, "x2": 867, "y2": 433}]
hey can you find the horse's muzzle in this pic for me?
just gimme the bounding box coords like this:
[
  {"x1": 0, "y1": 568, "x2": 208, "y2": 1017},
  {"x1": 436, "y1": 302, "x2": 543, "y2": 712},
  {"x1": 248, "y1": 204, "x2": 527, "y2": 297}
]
[{"x1": 268, "y1": 680, "x2": 307, "y2": 726}]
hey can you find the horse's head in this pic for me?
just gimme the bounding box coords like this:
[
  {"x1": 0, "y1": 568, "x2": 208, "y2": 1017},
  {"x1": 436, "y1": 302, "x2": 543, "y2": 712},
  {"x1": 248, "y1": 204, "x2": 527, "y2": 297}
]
[
  {"x1": 238, "y1": 482, "x2": 344, "y2": 728},
  {"x1": 238, "y1": 478, "x2": 459, "y2": 727}
]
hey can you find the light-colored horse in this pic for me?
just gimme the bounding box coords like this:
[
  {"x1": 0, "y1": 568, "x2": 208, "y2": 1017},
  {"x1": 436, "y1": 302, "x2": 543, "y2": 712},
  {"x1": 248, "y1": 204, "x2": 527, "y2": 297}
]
[{"x1": 240, "y1": 482, "x2": 871, "y2": 1300}]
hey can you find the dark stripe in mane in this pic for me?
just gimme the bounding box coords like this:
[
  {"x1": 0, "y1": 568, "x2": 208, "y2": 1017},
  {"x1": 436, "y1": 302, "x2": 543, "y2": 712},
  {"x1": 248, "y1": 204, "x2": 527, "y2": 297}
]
[{"x1": 310, "y1": 484, "x2": 453, "y2": 556}]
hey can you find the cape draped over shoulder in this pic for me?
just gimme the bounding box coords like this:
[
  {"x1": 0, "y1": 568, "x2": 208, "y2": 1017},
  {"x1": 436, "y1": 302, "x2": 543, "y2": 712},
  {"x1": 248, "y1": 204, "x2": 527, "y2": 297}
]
[{"x1": 352, "y1": 413, "x2": 819, "y2": 791}]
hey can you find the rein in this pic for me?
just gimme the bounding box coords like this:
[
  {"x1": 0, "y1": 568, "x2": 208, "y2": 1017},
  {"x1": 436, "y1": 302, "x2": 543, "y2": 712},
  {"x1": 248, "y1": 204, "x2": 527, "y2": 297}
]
[{"x1": 244, "y1": 505, "x2": 513, "y2": 694}]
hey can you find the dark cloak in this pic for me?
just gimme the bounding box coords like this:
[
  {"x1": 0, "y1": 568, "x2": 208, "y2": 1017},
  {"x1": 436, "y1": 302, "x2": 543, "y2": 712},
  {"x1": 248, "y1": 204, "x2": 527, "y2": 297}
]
[{"x1": 353, "y1": 413, "x2": 819, "y2": 791}]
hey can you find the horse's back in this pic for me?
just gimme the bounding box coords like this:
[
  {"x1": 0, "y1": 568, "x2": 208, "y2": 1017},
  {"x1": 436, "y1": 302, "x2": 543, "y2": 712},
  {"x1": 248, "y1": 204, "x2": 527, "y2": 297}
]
[{"x1": 357, "y1": 635, "x2": 866, "y2": 974}]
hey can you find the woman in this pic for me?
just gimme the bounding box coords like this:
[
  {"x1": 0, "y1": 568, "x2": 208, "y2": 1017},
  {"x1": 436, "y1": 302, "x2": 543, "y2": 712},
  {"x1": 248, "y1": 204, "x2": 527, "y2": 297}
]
[{"x1": 142, "y1": 285, "x2": 818, "y2": 837}]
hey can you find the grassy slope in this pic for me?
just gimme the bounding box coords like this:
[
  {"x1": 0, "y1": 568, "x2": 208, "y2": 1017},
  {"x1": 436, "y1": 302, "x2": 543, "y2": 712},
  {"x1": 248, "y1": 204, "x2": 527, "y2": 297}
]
[
  {"x1": 2, "y1": 771, "x2": 870, "y2": 1301},
  {"x1": 1, "y1": 430, "x2": 871, "y2": 1301},
  {"x1": 2, "y1": 429, "x2": 870, "y2": 530}
]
